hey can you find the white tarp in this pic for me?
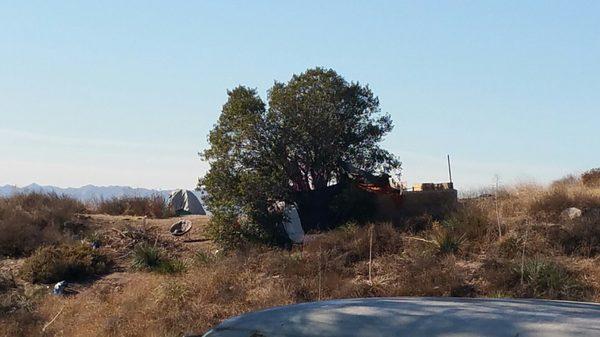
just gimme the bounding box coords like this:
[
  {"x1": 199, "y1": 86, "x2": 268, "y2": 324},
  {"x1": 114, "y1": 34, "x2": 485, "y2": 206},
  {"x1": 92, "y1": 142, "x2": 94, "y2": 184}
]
[{"x1": 168, "y1": 189, "x2": 206, "y2": 215}]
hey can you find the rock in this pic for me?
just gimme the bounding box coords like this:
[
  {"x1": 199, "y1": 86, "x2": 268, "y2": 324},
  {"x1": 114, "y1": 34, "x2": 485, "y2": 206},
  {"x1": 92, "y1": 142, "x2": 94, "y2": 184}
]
[{"x1": 561, "y1": 207, "x2": 582, "y2": 220}]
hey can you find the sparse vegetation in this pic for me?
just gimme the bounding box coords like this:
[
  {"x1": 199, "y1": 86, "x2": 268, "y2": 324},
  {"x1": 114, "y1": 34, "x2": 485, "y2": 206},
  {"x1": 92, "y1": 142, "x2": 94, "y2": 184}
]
[
  {"x1": 132, "y1": 243, "x2": 186, "y2": 274},
  {"x1": 20, "y1": 244, "x2": 111, "y2": 283},
  {"x1": 0, "y1": 193, "x2": 86, "y2": 257},
  {"x1": 2, "y1": 173, "x2": 600, "y2": 336},
  {"x1": 582, "y1": 168, "x2": 600, "y2": 187},
  {"x1": 529, "y1": 183, "x2": 600, "y2": 220},
  {"x1": 514, "y1": 258, "x2": 583, "y2": 299},
  {"x1": 95, "y1": 194, "x2": 173, "y2": 218},
  {"x1": 429, "y1": 226, "x2": 464, "y2": 255}
]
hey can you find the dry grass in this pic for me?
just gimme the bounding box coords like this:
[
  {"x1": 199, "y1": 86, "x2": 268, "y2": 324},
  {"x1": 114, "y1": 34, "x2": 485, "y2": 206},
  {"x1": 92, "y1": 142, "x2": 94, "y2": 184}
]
[
  {"x1": 582, "y1": 168, "x2": 600, "y2": 187},
  {"x1": 94, "y1": 195, "x2": 173, "y2": 219},
  {"x1": 0, "y1": 193, "x2": 86, "y2": 257},
  {"x1": 3, "y1": 179, "x2": 600, "y2": 337}
]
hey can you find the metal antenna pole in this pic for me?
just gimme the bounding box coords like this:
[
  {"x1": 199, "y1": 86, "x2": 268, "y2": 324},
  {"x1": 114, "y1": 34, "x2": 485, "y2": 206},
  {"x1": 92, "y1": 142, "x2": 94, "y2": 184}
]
[{"x1": 447, "y1": 154, "x2": 453, "y2": 183}]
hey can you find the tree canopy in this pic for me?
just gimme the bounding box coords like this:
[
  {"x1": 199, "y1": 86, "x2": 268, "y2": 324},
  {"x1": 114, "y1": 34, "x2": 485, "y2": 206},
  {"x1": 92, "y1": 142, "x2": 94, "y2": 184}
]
[{"x1": 201, "y1": 68, "x2": 400, "y2": 247}]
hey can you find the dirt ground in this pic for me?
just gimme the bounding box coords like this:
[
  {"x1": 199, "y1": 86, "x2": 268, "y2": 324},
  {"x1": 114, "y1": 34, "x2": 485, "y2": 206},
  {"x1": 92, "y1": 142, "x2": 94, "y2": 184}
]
[{"x1": 0, "y1": 213, "x2": 213, "y2": 308}]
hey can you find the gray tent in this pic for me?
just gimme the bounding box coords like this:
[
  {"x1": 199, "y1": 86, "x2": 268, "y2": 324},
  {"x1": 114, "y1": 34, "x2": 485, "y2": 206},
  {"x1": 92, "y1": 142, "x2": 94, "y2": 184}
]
[{"x1": 168, "y1": 189, "x2": 206, "y2": 215}]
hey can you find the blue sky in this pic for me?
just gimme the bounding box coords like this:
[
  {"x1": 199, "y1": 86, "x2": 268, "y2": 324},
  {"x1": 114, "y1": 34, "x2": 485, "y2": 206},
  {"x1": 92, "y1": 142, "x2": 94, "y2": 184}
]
[{"x1": 1, "y1": 1, "x2": 598, "y2": 190}]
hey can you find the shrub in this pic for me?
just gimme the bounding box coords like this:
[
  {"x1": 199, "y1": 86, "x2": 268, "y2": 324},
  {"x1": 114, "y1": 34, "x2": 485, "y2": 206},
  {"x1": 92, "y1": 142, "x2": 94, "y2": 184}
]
[
  {"x1": 0, "y1": 193, "x2": 86, "y2": 257},
  {"x1": 514, "y1": 258, "x2": 582, "y2": 299},
  {"x1": 96, "y1": 194, "x2": 172, "y2": 218},
  {"x1": 430, "y1": 225, "x2": 464, "y2": 255},
  {"x1": 582, "y1": 168, "x2": 600, "y2": 187},
  {"x1": 445, "y1": 202, "x2": 491, "y2": 241},
  {"x1": 0, "y1": 271, "x2": 16, "y2": 294},
  {"x1": 555, "y1": 217, "x2": 600, "y2": 256},
  {"x1": 132, "y1": 244, "x2": 162, "y2": 269},
  {"x1": 194, "y1": 250, "x2": 214, "y2": 265},
  {"x1": 156, "y1": 259, "x2": 186, "y2": 274},
  {"x1": 551, "y1": 174, "x2": 580, "y2": 188},
  {"x1": 206, "y1": 211, "x2": 274, "y2": 250},
  {"x1": 132, "y1": 243, "x2": 185, "y2": 274},
  {"x1": 21, "y1": 244, "x2": 111, "y2": 283},
  {"x1": 529, "y1": 185, "x2": 600, "y2": 219}
]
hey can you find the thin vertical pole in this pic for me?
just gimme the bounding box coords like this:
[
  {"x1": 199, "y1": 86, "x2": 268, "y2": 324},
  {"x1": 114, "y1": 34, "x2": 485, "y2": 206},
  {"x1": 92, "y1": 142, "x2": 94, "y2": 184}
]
[
  {"x1": 520, "y1": 225, "x2": 528, "y2": 286},
  {"x1": 495, "y1": 175, "x2": 502, "y2": 237},
  {"x1": 368, "y1": 224, "x2": 373, "y2": 285},
  {"x1": 447, "y1": 154, "x2": 453, "y2": 183},
  {"x1": 318, "y1": 242, "x2": 322, "y2": 300}
]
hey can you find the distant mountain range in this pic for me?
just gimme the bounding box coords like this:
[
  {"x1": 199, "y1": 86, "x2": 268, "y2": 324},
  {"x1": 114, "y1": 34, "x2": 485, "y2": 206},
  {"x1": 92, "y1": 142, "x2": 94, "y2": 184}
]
[{"x1": 0, "y1": 183, "x2": 206, "y2": 202}]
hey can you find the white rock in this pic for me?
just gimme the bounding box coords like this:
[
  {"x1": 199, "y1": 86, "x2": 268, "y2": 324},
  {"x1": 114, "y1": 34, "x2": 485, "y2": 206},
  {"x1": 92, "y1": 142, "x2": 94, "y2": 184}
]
[{"x1": 561, "y1": 207, "x2": 582, "y2": 220}]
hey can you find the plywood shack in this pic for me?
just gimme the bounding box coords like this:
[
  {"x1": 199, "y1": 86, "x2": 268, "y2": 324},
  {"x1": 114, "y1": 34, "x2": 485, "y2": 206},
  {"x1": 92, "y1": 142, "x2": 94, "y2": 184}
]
[{"x1": 355, "y1": 180, "x2": 458, "y2": 223}]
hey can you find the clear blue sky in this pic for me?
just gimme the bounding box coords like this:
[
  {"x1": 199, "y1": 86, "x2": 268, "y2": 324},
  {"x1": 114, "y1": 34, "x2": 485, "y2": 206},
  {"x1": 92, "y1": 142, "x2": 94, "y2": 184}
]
[{"x1": 1, "y1": 1, "x2": 599, "y2": 190}]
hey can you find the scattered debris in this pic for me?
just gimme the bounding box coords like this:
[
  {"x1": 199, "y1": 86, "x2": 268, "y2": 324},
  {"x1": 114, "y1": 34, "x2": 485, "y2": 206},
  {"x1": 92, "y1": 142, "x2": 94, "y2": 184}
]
[
  {"x1": 52, "y1": 281, "x2": 67, "y2": 296},
  {"x1": 170, "y1": 220, "x2": 192, "y2": 236},
  {"x1": 42, "y1": 305, "x2": 65, "y2": 332}
]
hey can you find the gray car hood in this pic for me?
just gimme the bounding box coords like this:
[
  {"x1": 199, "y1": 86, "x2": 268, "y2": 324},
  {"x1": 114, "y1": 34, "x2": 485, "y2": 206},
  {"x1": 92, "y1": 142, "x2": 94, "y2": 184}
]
[{"x1": 201, "y1": 297, "x2": 600, "y2": 337}]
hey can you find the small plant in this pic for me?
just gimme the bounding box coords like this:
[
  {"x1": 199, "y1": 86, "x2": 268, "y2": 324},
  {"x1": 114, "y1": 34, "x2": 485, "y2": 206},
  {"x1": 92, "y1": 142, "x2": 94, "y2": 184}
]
[
  {"x1": 132, "y1": 244, "x2": 162, "y2": 269},
  {"x1": 156, "y1": 259, "x2": 186, "y2": 274},
  {"x1": 132, "y1": 244, "x2": 185, "y2": 274},
  {"x1": 86, "y1": 232, "x2": 104, "y2": 247},
  {"x1": 21, "y1": 244, "x2": 111, "y2": 283},
  {"x1": 515, "y1": 259, "x2": 580, "y2": 299},
  {"x1": 194, "y1": 250, "x2": 214, "y2": 265},
  {"x1": 430, "y1": 226, "x2": 464, "y2": 255}
]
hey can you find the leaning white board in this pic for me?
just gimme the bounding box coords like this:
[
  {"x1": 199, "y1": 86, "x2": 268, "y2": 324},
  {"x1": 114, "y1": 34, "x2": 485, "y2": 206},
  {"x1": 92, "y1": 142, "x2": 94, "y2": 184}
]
[{"x1": 283, "y1": 206, "x2": 304, "y2": 244}]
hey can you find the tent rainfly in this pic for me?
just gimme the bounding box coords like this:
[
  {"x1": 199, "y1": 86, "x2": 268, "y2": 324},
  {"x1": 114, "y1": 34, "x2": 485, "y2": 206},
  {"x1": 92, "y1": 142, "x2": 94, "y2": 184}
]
[{"x1": 168, "y1": 189, "x2": 206, "y2": 215}]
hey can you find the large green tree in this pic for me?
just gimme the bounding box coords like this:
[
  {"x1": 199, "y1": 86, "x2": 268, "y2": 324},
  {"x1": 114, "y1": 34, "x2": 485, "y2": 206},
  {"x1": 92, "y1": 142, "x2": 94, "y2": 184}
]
[{"x1": 201, "y1": 68, "x2": 400, "y2": 247}]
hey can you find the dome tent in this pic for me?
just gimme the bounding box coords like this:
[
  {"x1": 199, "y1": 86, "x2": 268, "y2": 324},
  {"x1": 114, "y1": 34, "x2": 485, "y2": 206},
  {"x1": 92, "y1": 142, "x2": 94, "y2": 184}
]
[{"x1": 168, "y1": 189, "x2": 206, "y2": 216}]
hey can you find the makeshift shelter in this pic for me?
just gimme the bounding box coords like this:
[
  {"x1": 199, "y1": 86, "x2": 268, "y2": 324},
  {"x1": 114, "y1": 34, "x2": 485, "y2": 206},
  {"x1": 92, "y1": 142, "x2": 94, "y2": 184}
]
[
  {"x1": 168, "y1": 189, "x2": 206, "y2": 216},
  {"x1": 272, "y1": 201, "x2": 305, "y2": 244},
  {"x1": 283, "y1": 205, "x2": 305, "y2": 244}
]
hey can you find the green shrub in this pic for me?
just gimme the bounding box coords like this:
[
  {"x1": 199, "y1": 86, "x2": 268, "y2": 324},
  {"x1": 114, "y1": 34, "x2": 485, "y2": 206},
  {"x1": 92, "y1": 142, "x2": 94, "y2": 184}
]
[
  {"x1": 132, "y1": 243, "x2": 185, "y2": 274},
  {"x1": 430, "y1": 226, "x2": 464, "y2": 255},
  {"x1": 156, "y1": 259, "x2": 186, "y2": 274},
  {"x1": 21, "y1": 244, "x2": 111, "y2": 283},
  {"x1": 515, "y1": 259, "x2": 581, "y2": 299},
  {"x1": 133, "y1": 244, "x2": 162, "y2": 269},
  {"x1": 206, "y1": 211, "x2": 273, "y2": 250},
  {"x1": 194, "y1": 250, "x2": 214, "y2": 265}
]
